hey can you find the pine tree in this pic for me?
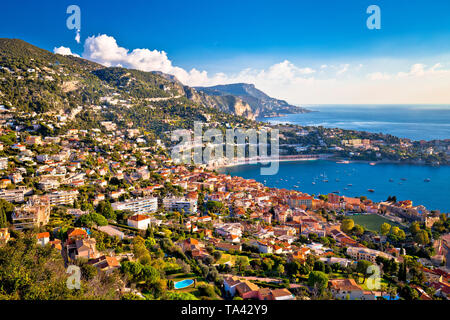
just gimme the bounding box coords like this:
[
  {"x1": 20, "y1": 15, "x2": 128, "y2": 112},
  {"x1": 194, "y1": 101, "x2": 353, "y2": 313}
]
[{"x1": 0, "y1": 206, "x2": 6, "y2": 228}]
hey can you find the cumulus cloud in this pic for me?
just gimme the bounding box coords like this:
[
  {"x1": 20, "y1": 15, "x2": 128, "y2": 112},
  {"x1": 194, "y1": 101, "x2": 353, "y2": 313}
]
[
  {"x1": 53, "y1": 34, "x2": 450, "y2": 104},
  {"x1": 82, "y1": 34, "x2": 211, "y2": 85},
  {"x1": 53, "y1": 46, "x2": 80, "y2": 57}
]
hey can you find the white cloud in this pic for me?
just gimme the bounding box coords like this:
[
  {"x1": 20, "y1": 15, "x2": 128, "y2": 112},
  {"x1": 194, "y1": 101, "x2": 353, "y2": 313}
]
[
  {"x1": 336, "y1": 64, "x2": 350, "y2": 75},
  {"x1": 53, "y1": 46, "x2": 80, "y2": 57},
  {"x1": 367, "y1": 72, "x2": 391, "y2": 80},
  {"x1": 54, "y1": 34, "x2": 450, "y2": 104},
  {"x1": 82, "y1": 34, "x2": 212, "y2": 85}
]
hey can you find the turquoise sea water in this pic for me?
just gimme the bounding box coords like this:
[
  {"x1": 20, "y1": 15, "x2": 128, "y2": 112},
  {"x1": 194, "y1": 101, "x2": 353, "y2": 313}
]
[
  {"x1": 263, "y1": 105, "x2": 450, "y2": 141},
  {"x1": 223, "y1": 105, "x2": 450, "y2": 213},
  {"x1": 221, "y1": 160, "x2": 450, "y2": 212}
]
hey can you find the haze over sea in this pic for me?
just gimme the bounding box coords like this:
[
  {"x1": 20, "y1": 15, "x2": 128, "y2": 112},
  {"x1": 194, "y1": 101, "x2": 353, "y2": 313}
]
[
  {"x1": 223, "y1": 105, "x2": 450, "y2": 213},
  {"x1": 264, "y1": 105, "x2": 450, "y2": 141}
]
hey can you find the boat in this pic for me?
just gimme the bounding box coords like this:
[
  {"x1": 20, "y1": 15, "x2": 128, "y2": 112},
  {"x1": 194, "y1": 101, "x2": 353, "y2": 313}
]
[
  {"x1": 323, "y1": 179, "x2": 329, "y2": 183},
  {"x1": 369, "y1": 162, "x2": 376, "y2": 166},
  {"x1": 335, "y1": 178, "x2": 340, "y2": 182},
  {"x1": 312, "y1": 182, "x2": 316, "y2": 185},
  {"x1": 368, "y1": 189, "x2": 375, "y2": 193},
  {"x1": 401, "y1": 178, "x2": 407, "y2": 181},
  {"x1": 424, "y1": 178, "x2": 431, "y2": 182},
  {"x1": 347, "y1": 184, "x2": 353, "y2": 186},
  {"x1": 389, "y1": 178, "x2": 394, "y2": 182},
  {"x1": 344, "y1": 187, "x2": 348, "y2": 190},
  {"x1": 337, "y1": 160, "x2": 350, "y2": 164},
  {"x1": 332, "y1": 191, "x2": 340, "y2": 194}
]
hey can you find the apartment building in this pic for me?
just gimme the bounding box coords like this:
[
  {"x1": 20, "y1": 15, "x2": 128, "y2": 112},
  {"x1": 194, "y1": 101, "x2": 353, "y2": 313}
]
[
  {"x1": 111, "y1": 197, "x2": 158, "y2": 214},
  {"x1": 346, "y1": 246, "x2": 397, "y2": 264},
  {"x1": 287, "y1": 195, "x2": 313, "y2": 209},
  {"x1": 12, "y1": 196, "x2": 50, "y2": 230},
  {"x1": 47, "y1": 190, "x2": 79, "y2": 206},
  {"x1": 0, "y1": 187, "x2": 32, "y2": 203},
  {"x1": 163, "y1": 197, "x2": 197, "y2": 214}
]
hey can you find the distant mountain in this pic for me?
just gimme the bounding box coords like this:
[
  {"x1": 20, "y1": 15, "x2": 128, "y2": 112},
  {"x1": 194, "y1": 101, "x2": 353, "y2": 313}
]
[{"x1": 195, "y1": 83, "x2": 311, "y2": 118}]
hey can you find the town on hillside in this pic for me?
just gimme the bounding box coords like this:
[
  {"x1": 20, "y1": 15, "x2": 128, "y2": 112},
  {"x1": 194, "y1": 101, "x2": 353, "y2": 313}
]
[{"x1": 0, "y1": 103, "x2": 449, "y2": 300}]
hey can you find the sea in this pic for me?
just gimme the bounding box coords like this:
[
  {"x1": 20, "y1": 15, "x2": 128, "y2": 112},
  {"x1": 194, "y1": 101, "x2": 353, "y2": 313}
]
[
  {"x1": 220, "y1": 105, "x2": 450, "y2": 213},
  {"x1": 265, "y1": 104, "x2": 450, "y2": 141}
]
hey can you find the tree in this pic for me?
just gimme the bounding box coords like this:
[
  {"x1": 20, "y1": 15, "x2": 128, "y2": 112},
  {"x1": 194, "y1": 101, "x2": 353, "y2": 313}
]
[
  {"x1": 307, "y1": 271, "x2": 328, "y2": 296},
  {"x1": 341, "y1": 219, "x2": 354, "y2": 234},
  {"x1": 276, "y1": 264, "x2": 285, "y2": 276},
  {"x1": 0, "y1": 206, "x2": 7, "y2": 228},
  {"x1": 410, "y1": 221, "x2": 421, "y2": 235},
  {"x1": 352, "y1": 225, "x2": 364, "y2": 236},
  {"x1": 414, "y1": 230, "x2": 430, "y2": 245},
  {"x1": 313, "y1": 260, "x2": 325, "y2": 272},
  {"x1": 380, "y1": 223, "x2": 391, "y2": 236},
  {"x1": 356, "y1": 260, "x2": 373, "y2": 284},
  {"x1": 235, "y1": 256, "x2": 249, "y2": 273}
]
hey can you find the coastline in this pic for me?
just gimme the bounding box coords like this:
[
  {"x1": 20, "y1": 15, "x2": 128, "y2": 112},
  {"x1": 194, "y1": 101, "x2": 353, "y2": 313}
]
[{"x1": 214, "y1": 155, "x2": 447, "y2": 171}]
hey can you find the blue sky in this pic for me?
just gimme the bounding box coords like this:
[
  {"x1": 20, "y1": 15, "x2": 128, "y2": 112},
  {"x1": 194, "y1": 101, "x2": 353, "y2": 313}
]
[{"x1": 2, "y1": 0, "x2": 450, "y2": 104}]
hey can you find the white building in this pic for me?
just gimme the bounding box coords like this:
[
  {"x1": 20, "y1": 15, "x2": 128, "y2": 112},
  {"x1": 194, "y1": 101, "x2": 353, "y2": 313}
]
[
  {"x1": 111, "y1": 197, "x2": 158, "y2": 214},
  {"x1": 47, "y1": 190, "x2": 79, "y2": 206},
  {"x1": 127, "y1": 214, "x2": 151, "y2": 230},
  {"x1": 163, "y1": 197, "x2": 197, "y2": 214}
]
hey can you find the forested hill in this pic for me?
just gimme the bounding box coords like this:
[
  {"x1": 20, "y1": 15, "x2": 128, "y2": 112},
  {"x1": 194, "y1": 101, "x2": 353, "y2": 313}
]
[{"x1": 0, "y1": 38, "x2": 256, "y2": 119}]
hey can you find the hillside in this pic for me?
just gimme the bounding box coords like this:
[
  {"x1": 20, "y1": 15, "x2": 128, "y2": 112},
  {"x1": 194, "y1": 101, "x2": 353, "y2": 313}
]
[
  {"x1": 0, "y1": 38, "x2": 256, "y2": 120},
  {"x1": 195, "y1": 83, "x2": 311, "y2": 118},
  {"x1": 0, "y1": 38, "x2": 257, "y2": 147}
]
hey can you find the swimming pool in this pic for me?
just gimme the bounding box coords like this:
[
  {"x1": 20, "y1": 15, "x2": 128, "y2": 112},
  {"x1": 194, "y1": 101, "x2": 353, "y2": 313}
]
[{"x1": 174, "y1": 279, "x2": 194, "y2": 289}]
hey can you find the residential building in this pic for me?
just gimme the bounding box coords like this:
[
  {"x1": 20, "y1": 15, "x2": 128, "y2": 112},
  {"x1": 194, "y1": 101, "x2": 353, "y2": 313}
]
[
  {"x1": 127, "y1": 214, "x2": 151, "y2": 230},
  {"x1": 163, "y1": 197, "x2": 197, "y2": 214},
  {"x1": 47, "y1": 190, "x2": 79, "y2": 206},
  {"x1": 287, "y1": 195, "x2": 313, "y2": 209},
  {"x1": 111, "y1": 197, "x2": 158, "y2": 214},
  {"x1": 36, "y1": 232, "x2": 50, "y2": 246},
  {"x1": 346, "y1": 247, "x2": 397, "y2": 264},
  {"x1": 88, "y1": 255, "x2": 120, "y2": 274},
  {"x1": 12, "y1": 196, "x2": 50, "y2": 230}
]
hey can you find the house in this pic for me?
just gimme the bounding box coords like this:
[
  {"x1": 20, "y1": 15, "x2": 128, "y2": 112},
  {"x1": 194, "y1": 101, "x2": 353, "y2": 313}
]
[
  {"x1": 36, "y1": 232, "x2": 50, "y2": 246},
  {"x1": 223, "y1": 276, "x2": 241, "y2": 297},
  {"x1": 88, "y1": 255, "x2": 120, "y2": 274},
  {"x1": 215, "y1": 241, "x2": 242, "y2": 252},
  {"x1": 270, "y1": 288, "x2": 295, "y2": 300},
  {"x1": 98, "y1": 225, "x2": 125, "y2": 240},
  {"x1": 346, "y1": 247, "x2": 397, "y2": 264},
  {"x1": 127, "y1": 214, "x2": 151, "y2": 230},
  {"x1": 329, "y1": 279, "x2": 364, "y2": 300},
  {"x1": 72, "y1": 238, "x2": 98, "y2": 260},
  {"x1": 0, "y1": 179, "x2": 12, "y2": 189},
  {"x1": 235, "y1": 280, "x2": 260, "y2": 299},
  {"x1": 67, "y1": 228, "x2": 88, "y2": 242}
]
